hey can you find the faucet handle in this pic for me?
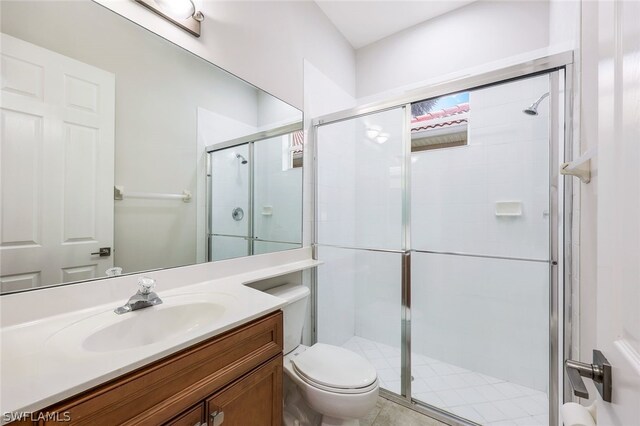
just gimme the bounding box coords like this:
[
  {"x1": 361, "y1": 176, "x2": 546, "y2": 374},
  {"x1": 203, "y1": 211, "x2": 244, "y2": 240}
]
[{"x1": 137, "y1": 277, "x2": 156, "y2": 294}]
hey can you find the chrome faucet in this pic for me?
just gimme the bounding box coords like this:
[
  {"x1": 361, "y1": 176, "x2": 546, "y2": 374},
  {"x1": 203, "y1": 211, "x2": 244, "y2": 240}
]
[{"x1": 114, "y1": 277, "x2": 163, "y2": 314}]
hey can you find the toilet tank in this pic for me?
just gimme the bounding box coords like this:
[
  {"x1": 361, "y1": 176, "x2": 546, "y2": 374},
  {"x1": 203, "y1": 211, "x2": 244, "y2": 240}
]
[{"x1": 264, "y1": 284, "x2": 310, "y2": 354}]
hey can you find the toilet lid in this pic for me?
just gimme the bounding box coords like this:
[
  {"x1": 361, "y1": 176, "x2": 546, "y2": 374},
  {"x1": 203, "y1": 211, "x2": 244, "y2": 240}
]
[{"x1": 291, "y1": 343, "x2": 377, "y2": 390}]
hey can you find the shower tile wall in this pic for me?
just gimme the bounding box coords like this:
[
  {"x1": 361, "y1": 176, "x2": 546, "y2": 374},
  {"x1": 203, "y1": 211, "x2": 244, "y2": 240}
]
[
  {"x1": 317, "y1": 246, "x2": 357, "y2": 345},
  {"x1": 253, "y1": 136, "x2": 302, "y2": 244},
  {"x1": 316, "y1": 117, "x2": 358, "y2": 346},
  {"x1": 316, "y1": 118, "x2": 358, "y2": 248},
  {"x1": 412, "y1": 77, "x2": 550, "y2": 259},
  {"x1": 354, "y1": 250, "x2": 401, "y2": 350},
  {"x1": 411, "y1": 254, "x2": 549, "y2": 392},
  {"x1": 409, "y1": 75, "x2": 550, "y2": 392},
  {"x1": 316, "y1": 108, "x2": 404, "y2": 362},
  {"x1": 316, "y1": 108, "x2": 404, "y2": 250}
]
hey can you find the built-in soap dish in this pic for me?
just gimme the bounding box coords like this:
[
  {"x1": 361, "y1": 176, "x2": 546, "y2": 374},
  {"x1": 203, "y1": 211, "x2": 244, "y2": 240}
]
[{"x1": 495, "y1": 201, "x2": 522, "y2": 217}]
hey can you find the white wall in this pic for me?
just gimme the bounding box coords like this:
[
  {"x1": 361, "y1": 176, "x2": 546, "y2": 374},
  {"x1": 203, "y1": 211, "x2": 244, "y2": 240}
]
[
  {"x1": 257, "y1": 91, "x2": 301, "y2": 130},
  {"x1": 548, "y1": 0, "x2": 581, "y2": 51},
  {"x1": 355, "y1": 0, "x2": 550, "y2": 99},
  {"x1": 95, "y1": 0, "x2": 356, "y2": 109}
]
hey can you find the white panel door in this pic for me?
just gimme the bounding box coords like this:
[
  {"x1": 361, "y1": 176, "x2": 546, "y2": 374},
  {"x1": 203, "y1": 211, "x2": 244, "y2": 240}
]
[
  {"x1": 0, "y1": 33, "x2": 115, "y2": 292},
  {"x1": 595, "y1": 1, "x2": 640, "y2": 424}
]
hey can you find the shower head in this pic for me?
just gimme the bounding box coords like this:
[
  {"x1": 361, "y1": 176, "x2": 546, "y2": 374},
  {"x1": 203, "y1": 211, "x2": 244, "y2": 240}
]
[
  {"x1": 523, "y1": 92, "x2": 550, "y2": 116},
  {"x1": 236, "y1": 154, "x2": 248, "y2": 164}
]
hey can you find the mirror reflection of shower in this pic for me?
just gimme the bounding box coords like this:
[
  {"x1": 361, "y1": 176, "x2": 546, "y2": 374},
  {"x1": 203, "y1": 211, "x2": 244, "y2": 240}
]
[
  {"x1": 206, "y1": 124, "x2": 304, "y2": 263},
  {"x1": 523, "y1": 92, "x2": 549, "y2": 115}
]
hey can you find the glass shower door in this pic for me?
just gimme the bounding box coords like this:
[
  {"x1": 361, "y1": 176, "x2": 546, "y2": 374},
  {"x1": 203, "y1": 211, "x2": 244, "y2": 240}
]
[
  {"x1": 315, "y1": 106, "x2": 407, "y2": 395},
  {"x1": 410, "y1": 74, "x2": 552, "y2": 424},
  {"x1": 208, "y1": 144, "x2": 250, "y2": 261}
]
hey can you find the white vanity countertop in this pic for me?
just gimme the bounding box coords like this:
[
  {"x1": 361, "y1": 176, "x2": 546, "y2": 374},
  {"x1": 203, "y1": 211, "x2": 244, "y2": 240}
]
[{"x1": 0, "y1": 248, "x2": 321, "y2": 421}]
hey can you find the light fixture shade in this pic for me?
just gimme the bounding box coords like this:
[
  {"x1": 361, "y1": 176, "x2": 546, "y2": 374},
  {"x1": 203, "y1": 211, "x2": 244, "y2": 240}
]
[
  {"x1": 154, "y1": 0, "x2": 195, "y2": 19},
  {"x1": 135, "y1": 0, "x2": 203, "y2": 37}
]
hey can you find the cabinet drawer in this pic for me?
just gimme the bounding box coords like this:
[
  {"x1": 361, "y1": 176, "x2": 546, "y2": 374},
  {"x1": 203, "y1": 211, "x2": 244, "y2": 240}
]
[
  {"x1": 206, "y1": 355, "x2": 282, "y2": 426},
  {"x1": 165, "y1": 404, "x2": 205, "y2": 426},
  {"x1": 39, "y1": 311, "x2": 282, "y2": 425}
]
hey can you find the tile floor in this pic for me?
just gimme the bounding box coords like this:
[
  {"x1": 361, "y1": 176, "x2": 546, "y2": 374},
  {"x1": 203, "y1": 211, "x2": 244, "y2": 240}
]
[
  {"x1": 362, "y1": 397, "x2": 445, "y2": 426},
  {"x1": 343, "y1": 336, "x2": 549, "y2": 426}
]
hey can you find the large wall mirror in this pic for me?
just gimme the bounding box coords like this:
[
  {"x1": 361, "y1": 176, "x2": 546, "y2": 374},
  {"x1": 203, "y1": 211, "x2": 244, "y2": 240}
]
[{"x1": 0, "y1": 0, "x2": 303, "y2": 294}]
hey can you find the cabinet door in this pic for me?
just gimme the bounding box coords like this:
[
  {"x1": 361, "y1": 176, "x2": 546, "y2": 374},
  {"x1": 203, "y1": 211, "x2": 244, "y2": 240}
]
[
  {"x1": 165, "y1": 404, "x2": 205, "y2": 426},
  {"x1": 206, "y1": 356, "x2": 282, "y2": 426}
]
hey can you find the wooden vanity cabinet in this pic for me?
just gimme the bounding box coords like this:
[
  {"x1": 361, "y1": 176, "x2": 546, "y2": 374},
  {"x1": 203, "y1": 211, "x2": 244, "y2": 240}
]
[
  {"x1": 205, "y1": 355, "x2": 282, "y2": 426},
  {"x1": 164, "y1": 404, "x2": 205, "y2": 426},
  {"x1": 164, "y1": 355, "x2": 282, "y2": 426},
  {"x1": 16, "y1": 311, "x2": 283, "y2": 426}
]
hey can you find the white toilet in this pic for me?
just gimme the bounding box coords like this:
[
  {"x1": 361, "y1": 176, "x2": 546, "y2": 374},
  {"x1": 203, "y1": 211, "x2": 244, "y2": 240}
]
[{"x1": 265, "y1": 284, "x2": 379, "y2": 426}]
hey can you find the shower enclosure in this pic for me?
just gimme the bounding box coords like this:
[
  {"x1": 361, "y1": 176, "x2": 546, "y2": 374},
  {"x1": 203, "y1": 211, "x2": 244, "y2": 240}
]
[
  {"x1": 312, "y1": 54, "x2": 572, "y2": 426},
  {"x1": 206, "y1": 124, "x2": 303, "y2": 261}
]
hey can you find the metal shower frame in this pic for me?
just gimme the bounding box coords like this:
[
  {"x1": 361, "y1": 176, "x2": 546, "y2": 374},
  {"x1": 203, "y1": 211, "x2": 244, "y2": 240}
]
[{"x1": 309, "y1": 52, "x2": 574, "y2": 426}]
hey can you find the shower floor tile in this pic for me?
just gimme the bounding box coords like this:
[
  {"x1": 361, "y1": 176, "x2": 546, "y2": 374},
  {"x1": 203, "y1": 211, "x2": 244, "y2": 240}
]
[{"x1": 342, "y1": 336, "x2": 549, "y2": 426}]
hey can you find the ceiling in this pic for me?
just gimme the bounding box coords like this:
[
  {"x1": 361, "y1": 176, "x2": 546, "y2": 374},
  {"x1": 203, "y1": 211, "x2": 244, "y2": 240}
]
[{"x1": 314, "y1": 0, "x2": 477, "y2": 49}]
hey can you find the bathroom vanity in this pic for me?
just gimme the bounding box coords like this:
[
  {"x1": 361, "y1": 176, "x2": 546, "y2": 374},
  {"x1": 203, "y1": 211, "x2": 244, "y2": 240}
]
[{"x1": 10, "y1": 312, "x2": 282, "y2": 426}]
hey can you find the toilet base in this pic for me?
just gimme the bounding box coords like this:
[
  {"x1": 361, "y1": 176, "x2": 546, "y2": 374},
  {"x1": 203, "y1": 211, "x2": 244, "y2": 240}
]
[
  {"x1": 283, "y1": 370, "x2": 367, "y2": 426},
  {"x1": 320, "y1": 415, "x2": 359, "y2": 426},
  {"x1": 283, "y1": 373, "x2": 322, "y2": 426},
  {"x1": 283, "y1": 345, "x2": 379, "y2": 426}
]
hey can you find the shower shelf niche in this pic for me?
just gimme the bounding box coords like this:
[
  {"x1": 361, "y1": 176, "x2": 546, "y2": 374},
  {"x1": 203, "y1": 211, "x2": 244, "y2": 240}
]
[{"x1": 495, "y1": 201, "x2": 523, "y2": 216}]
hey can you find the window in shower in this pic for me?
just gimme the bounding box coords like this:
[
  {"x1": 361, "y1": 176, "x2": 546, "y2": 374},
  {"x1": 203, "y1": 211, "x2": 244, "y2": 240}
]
[
  {"x1": 411, "y1": 92, "x2": 469, "y2": 152},
  {"x1": 289, "y1": 130, "x2": 304, "y2": 169}
]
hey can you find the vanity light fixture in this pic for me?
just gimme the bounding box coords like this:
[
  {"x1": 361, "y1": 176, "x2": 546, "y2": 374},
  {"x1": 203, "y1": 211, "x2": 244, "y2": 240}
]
[{"x1": 134, "y1": 0, "x2": 204, "y2": 37}]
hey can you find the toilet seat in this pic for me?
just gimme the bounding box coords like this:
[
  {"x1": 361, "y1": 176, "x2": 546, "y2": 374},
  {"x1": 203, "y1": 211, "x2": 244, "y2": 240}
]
[{"x1": 290, "y1": 343, "x2": 378, "y2": 395}]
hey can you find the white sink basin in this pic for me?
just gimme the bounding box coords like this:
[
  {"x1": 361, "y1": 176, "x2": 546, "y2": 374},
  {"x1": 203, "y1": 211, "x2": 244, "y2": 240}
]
[{"x1": 46, "y1": 293, "x2": 236, "y2": 354}]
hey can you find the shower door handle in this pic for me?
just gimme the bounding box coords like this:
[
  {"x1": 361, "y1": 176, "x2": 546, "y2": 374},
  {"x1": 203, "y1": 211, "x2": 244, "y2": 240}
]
[
  {"x1": 565, "y1": 350, "x2": 612, "y2": 402},
  {"x1": 565, "y1": 362, "x2": 589, "y2": 398}
]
